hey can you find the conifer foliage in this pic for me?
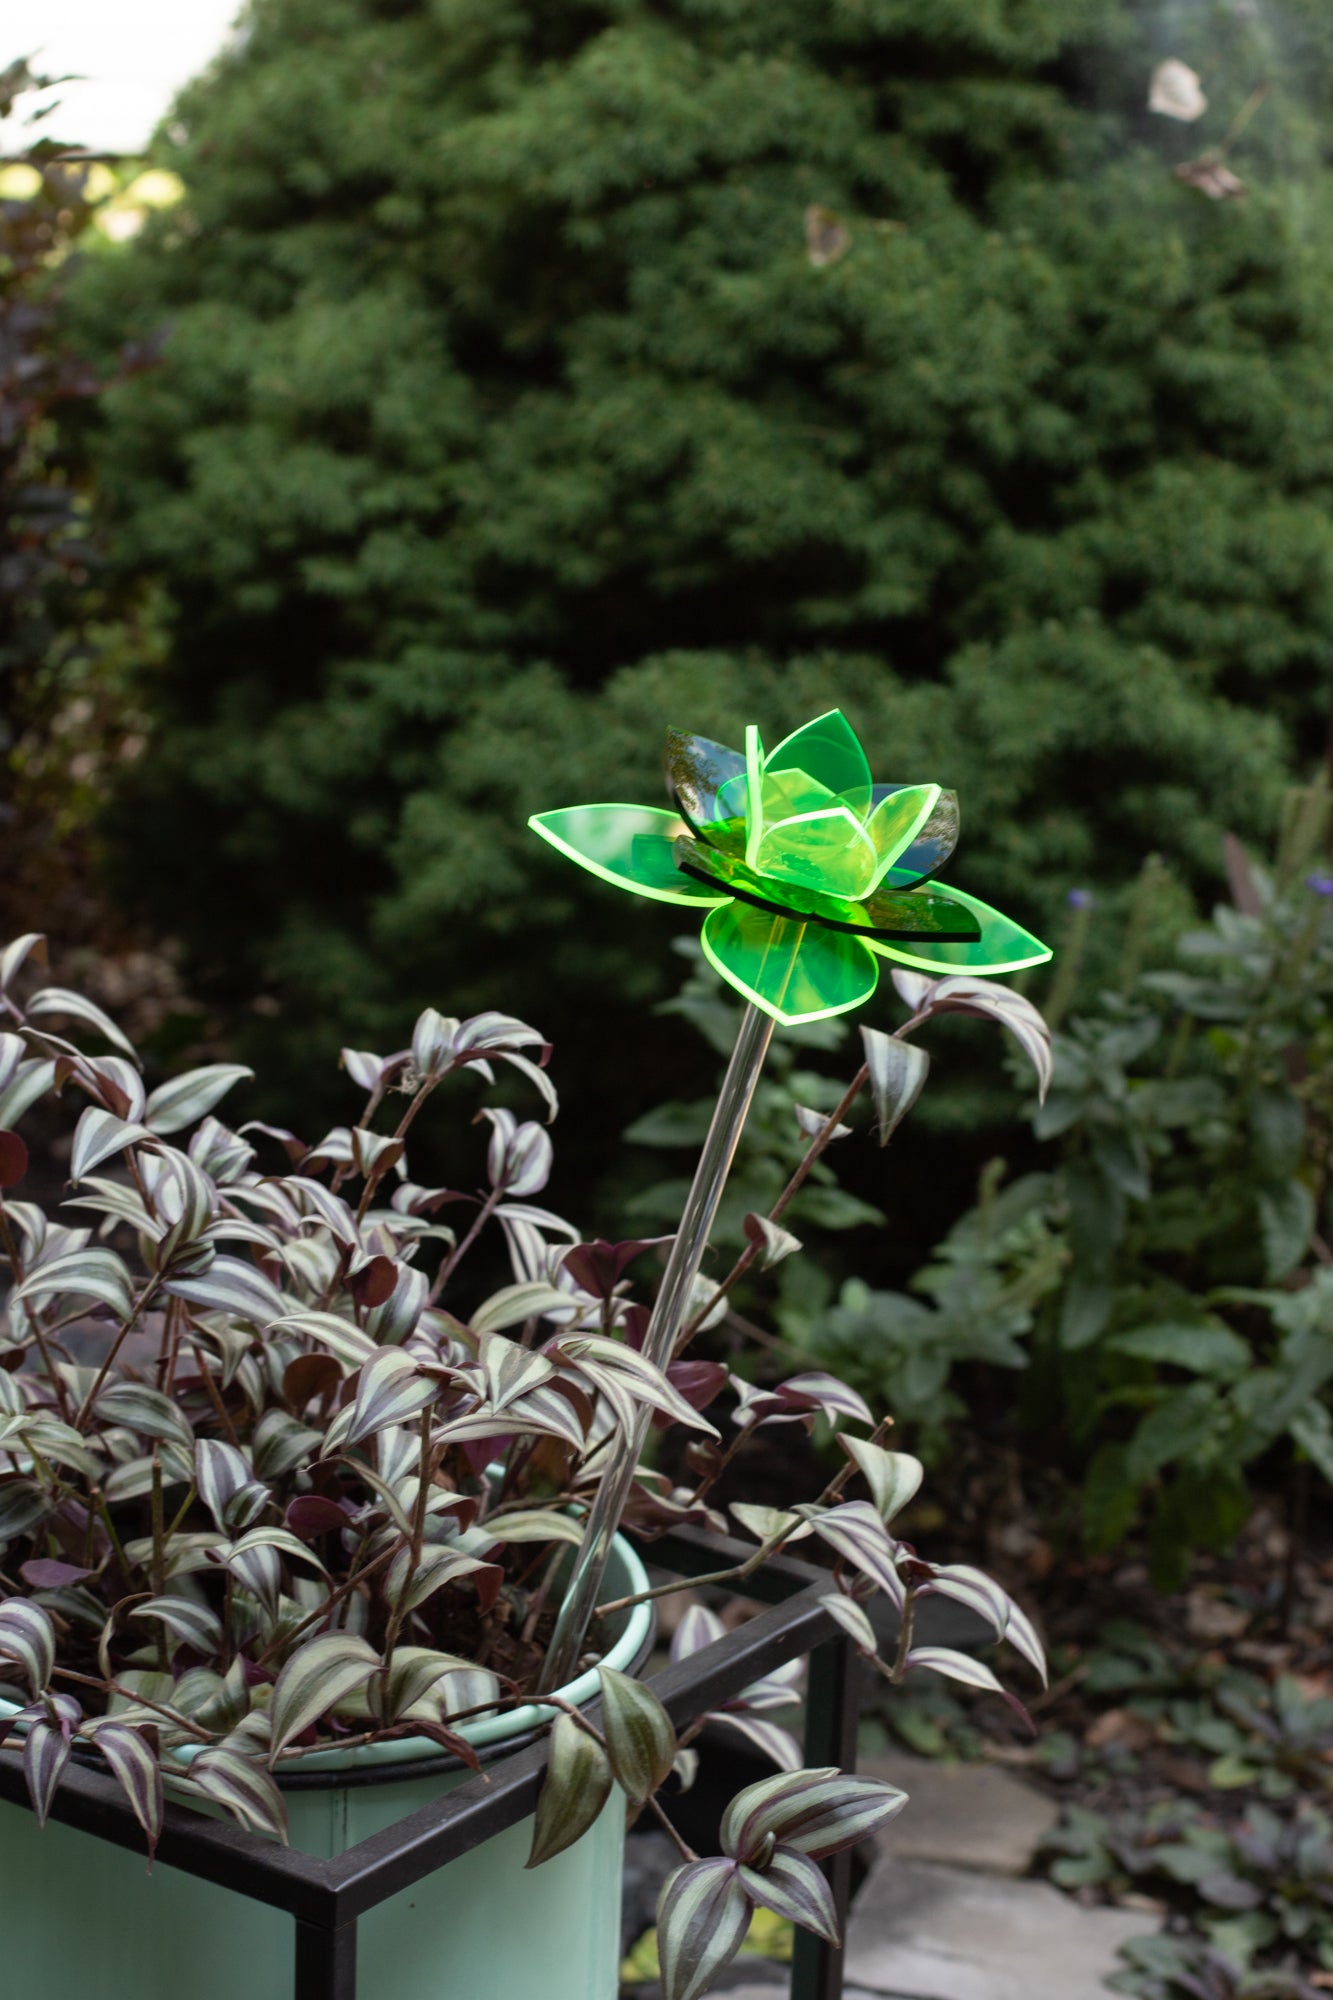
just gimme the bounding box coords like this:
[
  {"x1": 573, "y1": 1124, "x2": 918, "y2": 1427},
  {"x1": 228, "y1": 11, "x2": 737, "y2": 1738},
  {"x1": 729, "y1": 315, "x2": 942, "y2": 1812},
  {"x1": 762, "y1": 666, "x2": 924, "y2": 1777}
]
[{"x1": 72, "y1": 0, "x2": 1333, "y2": 1050}]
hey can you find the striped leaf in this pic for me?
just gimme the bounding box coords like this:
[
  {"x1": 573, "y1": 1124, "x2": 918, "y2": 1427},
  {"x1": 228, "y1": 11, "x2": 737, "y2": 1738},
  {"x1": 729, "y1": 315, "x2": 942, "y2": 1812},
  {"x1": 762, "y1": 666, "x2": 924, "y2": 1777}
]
[
  {"x1": 69, "y1": 1109, "x2": 155, "y2": 1184},
  {"x1": 27, "y1": 986, "x2": 139, "y2": 1062},
  {"x1": 800, "y1": 1501, "x2": 904, "y2": 1605},
  {"x1": 271, "y1": 1310, "x2": 375, "y2": 1369},
  {"x1": 12, "y1": 1247, "x2": 134, "y2": 1320},
  {"x1": 342, "y1": 1349, "x2": 435, "y2": 1446},
  {"x1": 0, "y1": 1058, "x2": 58, "y2": 1129},
  {"x1": 555, "y1": 1335, "x2": 719, "y2": 1436},
  {"x1": 921, "y1": 1565, "x2": 1047, "y2": 1685},
  {"x1": 0, "y1": 1599, "x2": 55, "y2": 1695},
  {"x1": 709, "y1": 1712, "x2": 802, "y2": 1773},
  {"x1": 187, "y1": 1748, "x2": 289, "y2": 1843},
  {"x1": 387, "y1": 1544, "x2": 502, "y2": 1615},
  {"x1": 93, "y1": 1723, "x2": 164, "y2": 1859},
  {"x1": 471, "y1": 1282, "x2": 573, "y2": 1336},
  {"x1": 903, "y1": 1645, "x2": 1006, "y2": 1694},
  {"x1": 268, "y1": 1634, "x2": 379, "y2": 1760},
  {"x1": 195, "y1": 1438, "x2": 255, "y2": 1532},
  {"x1": 93, "y1": 1383, "x2": 194, "y2": 1450},
  {"x1": 165, "y1": 1255, "x2": 286, "y2": 1326},
  {"x1": 817, "y1": 1592, "x2": 879, "y2": 1657},
  {"x1": 859, "y1": 1028, "x2": 930, "y2": 1146},
  {"x1": 22, "y1": 1717, "x2": 73, "y2": 1828},
  {"x1": 721, "y1": 1766, "x2": 908, "y2": 1864},
  {"x1": 526, "y1": 1711, "x2": 613, "y2": 1868},
  {"x1": 836, "y1": 1439, "x2": 923, "y2": 1526},
  {"x1": 656, "y1": 1858, "x2": 751, "y2": 2000},
  {"x1": 129, "y1": 1596, "x2": 224, "y2": 1657},
  {"x1": 145, "y1": 1065, "x2": 254, "y2": 1136},
  {"x1": 479, "y1": 1508, "x2": 584, "y2": 1548},
  {"x1": 380, "y1": 1647, "x2": 497, "y2": 1724},
  {"x1": 597, "y1": 1665, "x2": 676, "y2": 1803},
  {"x1": 740, "y1": 1843, "x2": 839, "y2": 1942}
]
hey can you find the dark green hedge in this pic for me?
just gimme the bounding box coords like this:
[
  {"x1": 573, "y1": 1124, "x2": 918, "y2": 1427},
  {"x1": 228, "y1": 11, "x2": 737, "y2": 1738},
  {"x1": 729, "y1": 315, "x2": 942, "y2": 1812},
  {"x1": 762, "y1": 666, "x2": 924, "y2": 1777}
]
[{"x1": 70, "y1": 0, "x2": 1333, "y2": 1104}]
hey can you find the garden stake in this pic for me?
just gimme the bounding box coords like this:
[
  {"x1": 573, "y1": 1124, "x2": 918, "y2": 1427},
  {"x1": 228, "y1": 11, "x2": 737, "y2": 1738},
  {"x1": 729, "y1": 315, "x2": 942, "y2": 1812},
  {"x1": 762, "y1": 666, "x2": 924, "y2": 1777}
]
[
  {"x1": 530, "y1": 707, "x2": 1050, "y2": 1684},
  {"x1": 540, "y1": 999, "x2": 775, "y2": 1689}
]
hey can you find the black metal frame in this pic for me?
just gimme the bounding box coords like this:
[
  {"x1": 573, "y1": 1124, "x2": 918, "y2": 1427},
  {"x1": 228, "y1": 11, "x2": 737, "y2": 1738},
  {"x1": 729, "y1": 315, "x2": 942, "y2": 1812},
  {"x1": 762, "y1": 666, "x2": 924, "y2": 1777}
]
[{"x1": 0, "y1": 1530, "x2": 856, "y2": 2000}]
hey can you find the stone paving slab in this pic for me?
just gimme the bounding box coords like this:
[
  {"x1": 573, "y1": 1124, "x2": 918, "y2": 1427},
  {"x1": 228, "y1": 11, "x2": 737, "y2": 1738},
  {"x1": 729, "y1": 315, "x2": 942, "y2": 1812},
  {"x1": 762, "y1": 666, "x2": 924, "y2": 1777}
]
[
  {"x1": 845, "y1": 1856, "x2": 1158, "y2": 2000},
  {"x1": 860, "y1": 1749, "x2": 1060, "y2": 1876}
]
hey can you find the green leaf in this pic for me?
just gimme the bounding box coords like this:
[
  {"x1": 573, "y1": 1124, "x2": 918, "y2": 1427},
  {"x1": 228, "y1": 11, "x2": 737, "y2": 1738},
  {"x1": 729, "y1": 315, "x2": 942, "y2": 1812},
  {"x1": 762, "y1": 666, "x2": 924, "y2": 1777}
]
[
  {"x1": 858, "y1": 1028, "x2": 929, "y2": 1145},
  {"x1": 1107, "y1": 1323, "x2": 1250, "y2": 1377},
  {"x1": 1258, "y1": 1180, "x2": 1315, "y2": 1282},
  {"x1": 656, "y1": 1858, "x2": 752, "y2": 2000},
  {"x1": 268, "y1": 1634, "x2": 379, "y2": 1759},
  {"x1": 597, "y1": 1664, "x2": 676, "y2": 1802},
  {"x1": 527, "y1": 1711, "x2": 615, "y2": 1867}
]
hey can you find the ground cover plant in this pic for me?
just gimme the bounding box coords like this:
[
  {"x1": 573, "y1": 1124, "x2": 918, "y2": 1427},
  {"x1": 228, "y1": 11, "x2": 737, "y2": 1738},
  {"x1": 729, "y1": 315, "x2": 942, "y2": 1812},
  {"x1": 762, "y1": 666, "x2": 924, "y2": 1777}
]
[
  {"x1": 696, "y1": 791, "x2": 1333, "y2": 1585},
  {"x1": 0, "y1": 929, "x2": 1050, "y2": 1999}
]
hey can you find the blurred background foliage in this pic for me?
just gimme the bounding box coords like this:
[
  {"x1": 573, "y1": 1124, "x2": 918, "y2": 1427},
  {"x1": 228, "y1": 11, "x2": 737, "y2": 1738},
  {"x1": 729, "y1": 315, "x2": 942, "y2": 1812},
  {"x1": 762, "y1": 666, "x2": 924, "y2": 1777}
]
[{"x1": 10, "y1": 0, "x2": 1333, "y2": 1566}]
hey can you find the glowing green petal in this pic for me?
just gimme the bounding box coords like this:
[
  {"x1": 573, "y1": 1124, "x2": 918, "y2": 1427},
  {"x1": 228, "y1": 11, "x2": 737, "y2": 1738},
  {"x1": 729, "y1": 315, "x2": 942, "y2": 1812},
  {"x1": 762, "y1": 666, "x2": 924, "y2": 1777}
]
[
  {"x1": 701, "y1": 901, "x2": 880, "y2": 1025},
  {"x1": 755, "y1": 803, "x2": 877, "y2": 899},
  {"x1": 876, "y1": 787, "x2": 960, "y2": 889},
  {"x1": 764, "y1": 709, "x2": 873, "y2": 814},
  {"x1": 865, "y1": 883, "x2": 1051, "y2": 976},
  {"x1": 529, "y1": 805, "x2": 731, "y2": 907},
  {"x1": 864, "y1": 783, "x2": 941, "y2": 891}
]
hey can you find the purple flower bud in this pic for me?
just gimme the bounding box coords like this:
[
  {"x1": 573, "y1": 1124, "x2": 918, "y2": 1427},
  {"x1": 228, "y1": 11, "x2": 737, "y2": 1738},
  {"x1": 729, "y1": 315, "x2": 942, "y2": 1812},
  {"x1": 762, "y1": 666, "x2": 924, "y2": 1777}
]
[
  {"x1": 1306, "y1": 872, "x2": 1333, "y2": 897},
  {"x1": 1067, "y1": 889, "x2": 1093, "y2": 910}
]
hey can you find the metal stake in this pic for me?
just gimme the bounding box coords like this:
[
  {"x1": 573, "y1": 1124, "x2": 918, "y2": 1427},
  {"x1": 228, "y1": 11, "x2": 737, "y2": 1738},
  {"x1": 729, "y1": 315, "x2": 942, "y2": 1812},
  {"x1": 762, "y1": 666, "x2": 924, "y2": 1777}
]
[{"x1": 539, "y1": 1000, "x2": 776, "y2": 1690}]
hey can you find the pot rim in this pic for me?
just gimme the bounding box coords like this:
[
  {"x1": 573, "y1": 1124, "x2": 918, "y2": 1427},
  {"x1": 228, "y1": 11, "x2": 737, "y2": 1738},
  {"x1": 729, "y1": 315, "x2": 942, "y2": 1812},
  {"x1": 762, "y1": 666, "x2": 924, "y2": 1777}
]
[{"x1": 0, "y1": 1530, "x2": 654, "y2": 1786}]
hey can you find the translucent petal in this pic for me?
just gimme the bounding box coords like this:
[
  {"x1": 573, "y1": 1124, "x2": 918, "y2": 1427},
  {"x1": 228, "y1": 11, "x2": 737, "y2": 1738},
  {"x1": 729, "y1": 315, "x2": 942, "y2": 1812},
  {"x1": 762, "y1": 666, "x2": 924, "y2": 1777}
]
[
  {"x1": 764, "y1": 709, "x2": 872, "y2": 815},
  {"x1": 865, "y1": 883, "x2": 1052, "y2": 975},
  {"x1": 529, "y1": 806, "x2": 731, "y2": 906},
  {"x1": 863, "y1": 783, "x2": 941, "y2": 891},
  {"x1": 701, "y1": 902, "x2": 880, "y2": 1025},
  {"x1": 677, "y1": 838, "x2": 980, "y2": 941},
  {"x1": 756, "y1": 804, "x2": 877, "y2": 899},
  {"x1": 876, "y1": 787, "x2": 960, "y2": 889},
  {"x1": 664, "y1": 730, "x2": 748, "y2": 840}
]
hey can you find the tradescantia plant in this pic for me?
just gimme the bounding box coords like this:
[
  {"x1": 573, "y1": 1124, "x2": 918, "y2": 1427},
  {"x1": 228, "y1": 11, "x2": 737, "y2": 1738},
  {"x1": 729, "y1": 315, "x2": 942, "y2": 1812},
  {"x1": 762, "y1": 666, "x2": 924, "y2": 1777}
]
[{"x1": 0, "y1": 927, "x2": 1047, "y2": 2000}]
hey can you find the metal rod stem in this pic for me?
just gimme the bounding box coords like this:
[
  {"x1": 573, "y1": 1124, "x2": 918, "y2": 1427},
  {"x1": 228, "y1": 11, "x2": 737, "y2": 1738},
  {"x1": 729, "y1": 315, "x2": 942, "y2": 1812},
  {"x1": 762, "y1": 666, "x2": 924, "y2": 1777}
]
[{"x1": 538, "y1": 1001, "x2": 776, "y2": 1690}]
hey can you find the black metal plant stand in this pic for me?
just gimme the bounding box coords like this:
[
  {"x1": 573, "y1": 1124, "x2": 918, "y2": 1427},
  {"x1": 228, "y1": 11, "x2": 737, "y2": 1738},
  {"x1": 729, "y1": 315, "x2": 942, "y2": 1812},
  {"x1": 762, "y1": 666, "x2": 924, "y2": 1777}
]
[{"x1": 0, "y1": 1530, "x2": 861, "y2": 2000}]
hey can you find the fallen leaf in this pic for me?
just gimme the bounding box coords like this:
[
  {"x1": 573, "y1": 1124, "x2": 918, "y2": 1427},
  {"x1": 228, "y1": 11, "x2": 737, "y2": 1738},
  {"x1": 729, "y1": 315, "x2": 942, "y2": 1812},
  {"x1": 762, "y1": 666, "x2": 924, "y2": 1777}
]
[
  {"x1": 1174, "y1": 157, "x2": 1245, "y2": 200},
  {"x1": 1086, "y1": 1707, "x2": 1156, "y2": 1753}
]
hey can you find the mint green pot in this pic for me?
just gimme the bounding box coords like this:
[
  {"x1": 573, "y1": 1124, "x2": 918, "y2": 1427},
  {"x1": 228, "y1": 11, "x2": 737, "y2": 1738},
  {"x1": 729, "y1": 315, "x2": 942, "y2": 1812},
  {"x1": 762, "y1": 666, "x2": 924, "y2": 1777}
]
[{"x1": 0, "y1": 1535, "x2": 652, "y2": 2000}]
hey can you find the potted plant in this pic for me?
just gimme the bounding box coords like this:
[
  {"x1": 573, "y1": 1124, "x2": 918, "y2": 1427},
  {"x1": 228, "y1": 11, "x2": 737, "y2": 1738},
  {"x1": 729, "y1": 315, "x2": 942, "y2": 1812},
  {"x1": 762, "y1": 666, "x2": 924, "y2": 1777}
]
[{"x1": 0, "y1": 712, "x2": 1054, "y2": 2000}]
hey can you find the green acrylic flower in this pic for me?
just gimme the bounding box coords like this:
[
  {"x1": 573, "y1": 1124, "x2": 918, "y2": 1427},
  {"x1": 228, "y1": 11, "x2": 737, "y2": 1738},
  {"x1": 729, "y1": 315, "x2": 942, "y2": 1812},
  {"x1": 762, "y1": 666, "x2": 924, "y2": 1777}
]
[{"x1": 529, "y1": 711, "x2": 1051, "y2": 1025}]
